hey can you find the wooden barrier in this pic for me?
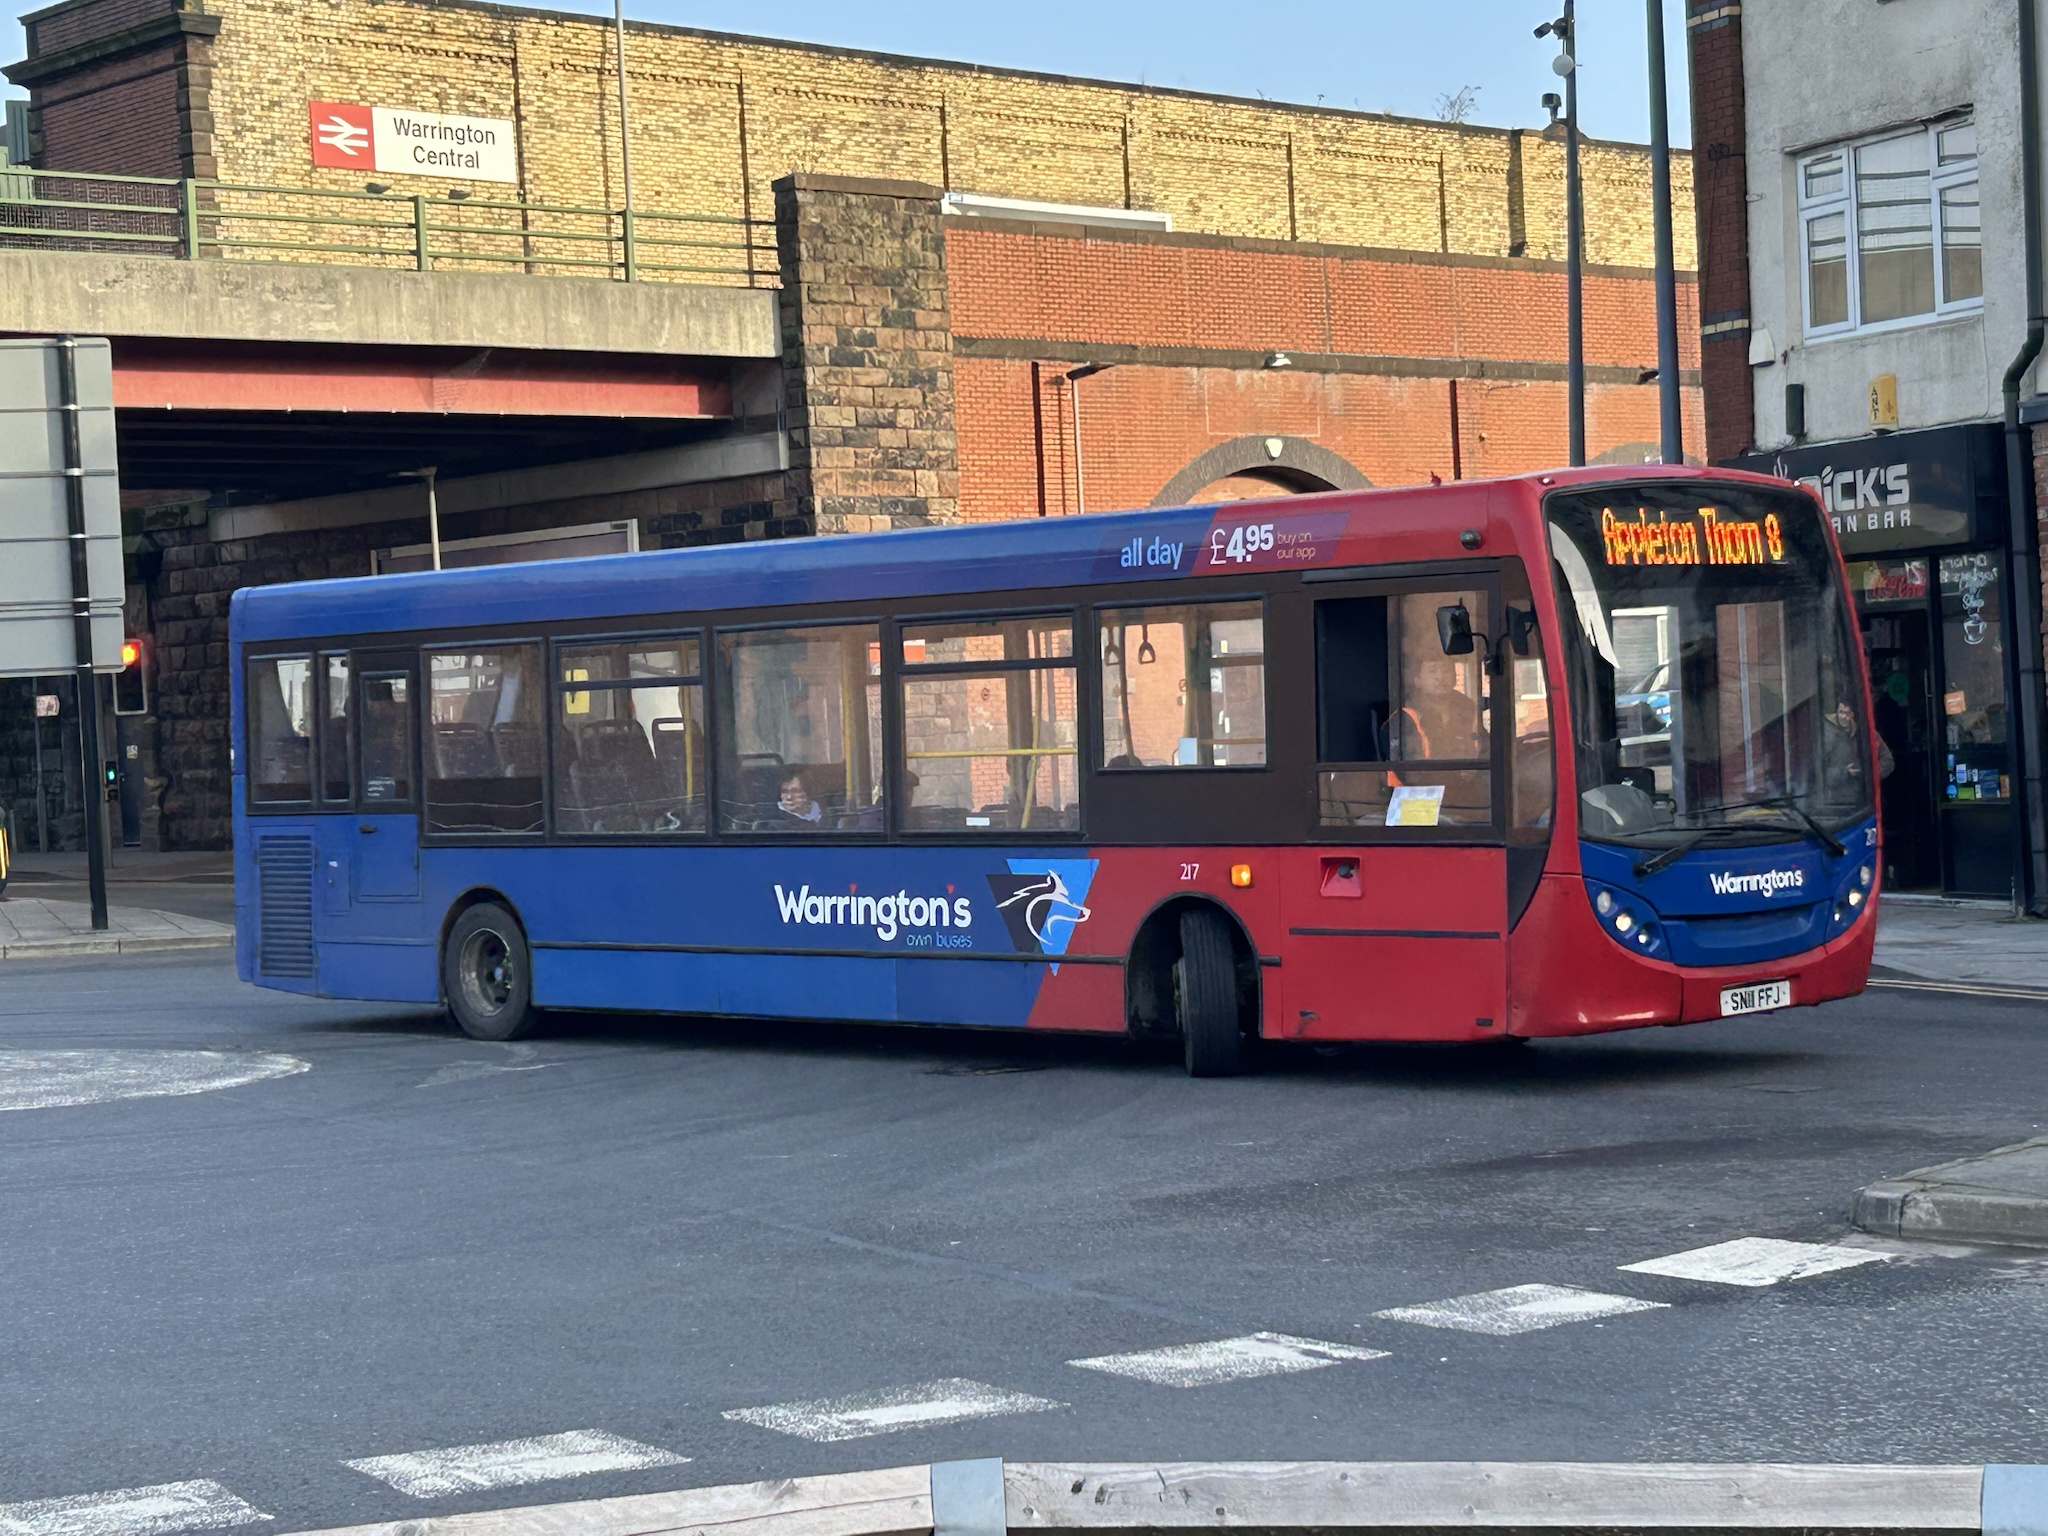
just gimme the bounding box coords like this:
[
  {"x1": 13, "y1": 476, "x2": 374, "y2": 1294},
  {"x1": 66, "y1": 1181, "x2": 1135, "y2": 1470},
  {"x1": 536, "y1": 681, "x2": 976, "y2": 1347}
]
[{"x1": 277, "y1": 1460, "x2": 2008, "y2": 1536}]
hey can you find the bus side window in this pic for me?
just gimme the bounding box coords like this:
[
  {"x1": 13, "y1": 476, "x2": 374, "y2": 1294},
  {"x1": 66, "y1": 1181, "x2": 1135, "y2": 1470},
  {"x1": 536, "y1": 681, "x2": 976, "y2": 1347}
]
[
  {"x1": 1509, "y1": 614, "x2": 1554, "y2": 831},
  {"x1": 716, "y1": 624, "x2": 882, "y2": 833},
  {"x1": 424, "y1": 647, "x2": 545, "y2": 836},
  {"x1": 359, "y1": 673, "x2": 414, "y2": 806},
  {"x1": 1098, "y1": 601, "x2": 1266, "y2": 769},
  {"x1": 320, "y1": 652, "x2": 352, "y2": 805},
  {"x1": 1314, "y1": 589, "x2": 1493, "y2": 830},
  {"x1": 247, "y1": 654, "x2": 313, "y2": 805},
  {"x1": 898, "y1": 614, "x2": 1078, "y2": 833},
  {"x1": 554, "y1": 635, "x2": 706, "y2": 835}
]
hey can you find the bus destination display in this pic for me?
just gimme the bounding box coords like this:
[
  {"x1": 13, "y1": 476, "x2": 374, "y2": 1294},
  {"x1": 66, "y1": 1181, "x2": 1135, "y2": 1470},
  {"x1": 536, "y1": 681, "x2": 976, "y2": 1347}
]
[{"x1": 1601, "y1": 505, "x2": 1787, "y2": 567}]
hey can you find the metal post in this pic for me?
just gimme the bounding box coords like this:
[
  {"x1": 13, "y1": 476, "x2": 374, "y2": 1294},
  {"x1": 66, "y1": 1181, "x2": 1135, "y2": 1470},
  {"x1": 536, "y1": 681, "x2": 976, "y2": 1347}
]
[
  {"x1": 1063, "y1": 362, "x2": 1111, "y2": 514},
  {"x1": 425, "y1": 467, "x2": 441, "y2": 569},
  {"x1": 2003, "y1": 0, "x2": 2048, "y2": 915},
  {"x1": 614, "y1": 0, "x2": 635, "y2": 243},
  {"x1": 31, "y1": 678, "x2": 48, "y2": 853},
  {"x1": 1563, "y1": 0, "x2": 1585, "y2": 467},
  {"x1": 1069, "y1": 375, "x2": 1086, "y2": 515},
  {"x1": 179, "y1": 177, "x2": 200, "y2": 260},
  {"x1": 1646, "y1": 0, "x2": 1684, "y2": 464},
  {"x1": 621, "y1": 206, "x2": 638, "y2": 283},
  {"x1": 55, "y1": 337, "x2": 108, "y2": 931},
  {"x1": 413, "y1": 195, "x2": 431, "y2": 271}
]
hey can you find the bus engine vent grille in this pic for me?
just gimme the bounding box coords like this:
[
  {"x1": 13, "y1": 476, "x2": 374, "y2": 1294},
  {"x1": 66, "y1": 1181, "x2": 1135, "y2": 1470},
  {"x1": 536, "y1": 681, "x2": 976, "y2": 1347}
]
[{"x1": 256, "y1": 836, "x2": 316, "y2": 979}]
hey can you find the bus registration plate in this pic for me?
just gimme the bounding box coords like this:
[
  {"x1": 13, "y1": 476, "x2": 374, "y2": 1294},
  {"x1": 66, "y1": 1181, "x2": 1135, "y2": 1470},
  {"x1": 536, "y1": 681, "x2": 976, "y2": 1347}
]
[{"x1": 1720, "y1": 979, "x2": 1791, "y2": 1017}]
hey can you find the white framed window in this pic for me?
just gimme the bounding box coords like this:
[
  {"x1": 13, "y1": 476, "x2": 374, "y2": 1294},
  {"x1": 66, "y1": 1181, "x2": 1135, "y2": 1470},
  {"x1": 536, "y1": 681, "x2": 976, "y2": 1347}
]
[{"x1": 1798, "y1": 116, "x2": 1980, "y2": 339}]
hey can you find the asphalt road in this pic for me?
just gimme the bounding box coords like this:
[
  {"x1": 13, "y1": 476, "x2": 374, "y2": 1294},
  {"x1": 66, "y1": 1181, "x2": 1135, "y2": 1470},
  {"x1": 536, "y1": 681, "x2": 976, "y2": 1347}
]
[{"x1": 0, "y1": 951, "x2": 2042, "y2": 1531}]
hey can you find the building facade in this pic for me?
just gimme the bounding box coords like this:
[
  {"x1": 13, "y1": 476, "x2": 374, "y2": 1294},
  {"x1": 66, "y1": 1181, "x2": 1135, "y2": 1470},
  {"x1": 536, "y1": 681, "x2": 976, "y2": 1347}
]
[
  {"x1": 1687, "y1": 0, "x2": 2047, "y2": 903},
  {"x1": 4, "y1": 0, "x2": 1702, "y2": 852}
]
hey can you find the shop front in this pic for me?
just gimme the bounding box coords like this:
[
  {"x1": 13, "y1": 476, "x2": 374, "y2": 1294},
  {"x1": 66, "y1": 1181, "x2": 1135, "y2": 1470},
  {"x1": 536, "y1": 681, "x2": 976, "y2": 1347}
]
[{"x1": 1738, "y1": 423, "x2": 2016, "y2": 898}]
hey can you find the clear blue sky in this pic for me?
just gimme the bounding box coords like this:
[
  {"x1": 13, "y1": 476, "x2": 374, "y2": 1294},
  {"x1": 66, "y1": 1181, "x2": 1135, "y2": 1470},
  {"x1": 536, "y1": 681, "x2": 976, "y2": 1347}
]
[{"x1": 4, "y1": 0, "x2": 1692, "y2": 148}]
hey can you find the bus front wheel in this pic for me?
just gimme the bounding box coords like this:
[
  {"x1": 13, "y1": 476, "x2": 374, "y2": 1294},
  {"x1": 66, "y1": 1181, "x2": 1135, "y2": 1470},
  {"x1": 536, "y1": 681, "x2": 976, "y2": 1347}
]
[
  {"x1": 1175, "y1": 908, "x2": 1243, "y2": 1078},
  {"x1": 443, "y1": 901, "x2": 542, "y2": 1042}
]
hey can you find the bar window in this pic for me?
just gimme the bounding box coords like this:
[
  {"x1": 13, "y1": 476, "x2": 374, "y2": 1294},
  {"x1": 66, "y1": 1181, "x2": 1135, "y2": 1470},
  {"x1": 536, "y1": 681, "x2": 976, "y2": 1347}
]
[
  {"x1": 425, "y1": 646, "x2": 544, "y2": 835},
  {"x1": 359, "y1": 673, "x2": 413, "y2": 805},
  {"x1": 555, "y1": 636, "x2": 706, "y2": 834},
  {"x1": 320, "y1": 653, "x2": 351, "y2": 804},
  {"x1": 717, "y1": 624, "x2": 882, "y2": 832},
  {"x1": 900, "y1": 614, "x2": 1079, "y2": 832},
  {"x1": 1314, "y1": 589, "x2": 1495, "y2": 830},
  {"x1": 1099, "y1": 601, "x2": 1266, "y2": 768},
  {"x1": 247, "y1": 654, "x2": 313, "y2": 804}
]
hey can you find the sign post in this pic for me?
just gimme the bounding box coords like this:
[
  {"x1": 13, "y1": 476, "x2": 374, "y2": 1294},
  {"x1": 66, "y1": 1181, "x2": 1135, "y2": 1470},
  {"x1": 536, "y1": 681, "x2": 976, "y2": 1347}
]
[{"x1": 0, "y1": 336, "x2": 123, "y2": 927}]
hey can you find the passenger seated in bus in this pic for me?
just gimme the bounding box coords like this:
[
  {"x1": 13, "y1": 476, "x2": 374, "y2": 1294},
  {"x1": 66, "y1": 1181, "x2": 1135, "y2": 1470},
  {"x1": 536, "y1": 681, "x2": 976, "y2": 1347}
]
[{"x1": 776, "y1": 771, "x2": 824, "y2": 826}]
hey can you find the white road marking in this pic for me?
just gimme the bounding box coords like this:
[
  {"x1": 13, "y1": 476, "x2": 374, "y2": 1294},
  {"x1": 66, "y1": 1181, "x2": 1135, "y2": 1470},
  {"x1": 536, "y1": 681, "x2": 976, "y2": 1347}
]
[
  {"x1": 1067, "y1": 1332, "x2": 1388, "y2": 1387},
  {"x1": 723, "y1": 1379, "x2": 1063, "y2": 1442},
  {"x1": 0, "y1": 1480, "x2": 269, "y2": 1536},
  {"x1": 0, "y1": 1050, "x2": 308, "y2": 1114},
  {"x1": 1619, "y1": 1236, "x2": 1891, "y2": 1287},
  {"x1": 1373, "y1": 1283, "x2": 1668, "y2": 1336},
  {"x1": 343, "y1": 1430, "x2": 688, "y2": 1498}
]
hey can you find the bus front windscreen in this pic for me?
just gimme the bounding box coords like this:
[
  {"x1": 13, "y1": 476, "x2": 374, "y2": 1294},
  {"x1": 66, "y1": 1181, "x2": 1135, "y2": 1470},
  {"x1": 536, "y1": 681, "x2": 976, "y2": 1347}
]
[{"x1": 1546, "y1": 482, "x2": 1874, "y2": 849}]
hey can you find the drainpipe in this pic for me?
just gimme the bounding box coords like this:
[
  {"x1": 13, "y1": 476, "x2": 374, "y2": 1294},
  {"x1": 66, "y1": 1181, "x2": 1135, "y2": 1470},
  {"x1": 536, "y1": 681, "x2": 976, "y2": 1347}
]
[{"x1": 2006, "y1": 0, "x2": 2048, "y2": 915}]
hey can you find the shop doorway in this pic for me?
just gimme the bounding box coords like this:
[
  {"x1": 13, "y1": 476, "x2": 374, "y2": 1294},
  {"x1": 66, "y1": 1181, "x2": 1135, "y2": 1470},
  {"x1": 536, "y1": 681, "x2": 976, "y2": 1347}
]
[{"x1": 1862, "y1": 610, "x2": 1939, "y2": 890}]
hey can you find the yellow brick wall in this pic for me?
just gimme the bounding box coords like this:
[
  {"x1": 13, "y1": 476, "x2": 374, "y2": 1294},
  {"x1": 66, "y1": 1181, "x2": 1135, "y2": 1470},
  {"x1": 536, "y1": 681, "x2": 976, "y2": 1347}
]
[{"x1": 204, "y1": 0, "x2": 1695, "y2": 270}]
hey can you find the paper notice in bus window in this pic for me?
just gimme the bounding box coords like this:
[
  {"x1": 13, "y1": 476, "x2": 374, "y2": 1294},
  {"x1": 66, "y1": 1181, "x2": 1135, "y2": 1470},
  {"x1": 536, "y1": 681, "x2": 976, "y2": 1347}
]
[
  {"x1": 1945, "y1": 689, "x2": 1967, "y2": 716},
  {"x1": 1385, "y1": 784, "x2": 1445, "y2": 827}
]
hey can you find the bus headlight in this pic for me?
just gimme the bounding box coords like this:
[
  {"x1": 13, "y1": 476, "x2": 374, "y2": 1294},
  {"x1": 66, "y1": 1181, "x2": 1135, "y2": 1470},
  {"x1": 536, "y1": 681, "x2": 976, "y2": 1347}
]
[
  {"x1": 1585, "y1": 882, "x2": 1665, "y2": 959},
  {"x1": 1829, "y1": 861, "x2": 1878, "y2": 935}
]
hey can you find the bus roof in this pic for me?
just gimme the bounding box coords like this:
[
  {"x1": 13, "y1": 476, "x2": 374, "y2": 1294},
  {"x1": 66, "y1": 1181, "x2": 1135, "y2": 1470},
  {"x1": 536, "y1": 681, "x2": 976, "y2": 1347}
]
[{"x1": 230, "y1": 465, "x2": 1788, "y2": 645}]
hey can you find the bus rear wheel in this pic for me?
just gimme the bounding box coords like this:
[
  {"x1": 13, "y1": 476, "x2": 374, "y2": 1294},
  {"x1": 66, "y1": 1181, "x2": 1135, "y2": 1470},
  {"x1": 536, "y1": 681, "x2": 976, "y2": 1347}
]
[
  {"x1": 443, "y1": 901, "x2": 542, "y2": 1042},
  {"x1": 1175, "y1": 908, "x2": 1243, "y2": 1078}
]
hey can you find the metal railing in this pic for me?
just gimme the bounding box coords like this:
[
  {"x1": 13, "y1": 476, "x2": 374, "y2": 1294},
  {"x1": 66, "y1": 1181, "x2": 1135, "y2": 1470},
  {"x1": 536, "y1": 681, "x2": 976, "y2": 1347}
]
[{"x1": 0, "y1": 168, "x2": 779, "y2": 285}]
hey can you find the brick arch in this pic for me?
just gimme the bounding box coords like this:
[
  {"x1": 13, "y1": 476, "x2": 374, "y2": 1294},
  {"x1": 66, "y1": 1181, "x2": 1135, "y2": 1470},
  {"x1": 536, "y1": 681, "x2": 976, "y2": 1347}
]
[{"x1": 1150, "y1": 436, "x2": 1371, "y2": 508}]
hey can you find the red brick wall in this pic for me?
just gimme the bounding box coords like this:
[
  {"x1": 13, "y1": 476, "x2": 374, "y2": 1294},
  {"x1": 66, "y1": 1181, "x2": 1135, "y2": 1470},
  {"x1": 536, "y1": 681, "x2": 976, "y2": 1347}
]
[
  {"x1": 949, "y1": 228, "x2": 1700, "y2": 370},
  {"x1": 33, "y1": 45, "x2": 186, "y2": 176},
  {"x1": 1686, "y1": 3, "x2": 1756, "y2": 462},
  {"x1": 947, "y1": 221, "x2": 1705, "y2": 523}
]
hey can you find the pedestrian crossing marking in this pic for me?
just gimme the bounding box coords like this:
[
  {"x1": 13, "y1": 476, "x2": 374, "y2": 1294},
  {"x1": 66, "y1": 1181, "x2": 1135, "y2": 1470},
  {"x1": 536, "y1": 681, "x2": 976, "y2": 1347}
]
[
  {"x1": 0, "y1": 1481, "x2": 269, "y2": 1536},
  {"x1": 1619, "y1": 1236, "x2": 1891, "y2": 1287},
  {"x1": 342, "y1": 1430, "x2": 688, "y2": 1498},
  {"x1": 1373, "y1": 1282, "x2": 1668, "y2": 1336},
  {"x1": 1068, "y1": 1332, "x2": 1389, "y2": 1387},
  {"x1": 723, "y1": 1378, "x2": 1062, "y2": 1442}
]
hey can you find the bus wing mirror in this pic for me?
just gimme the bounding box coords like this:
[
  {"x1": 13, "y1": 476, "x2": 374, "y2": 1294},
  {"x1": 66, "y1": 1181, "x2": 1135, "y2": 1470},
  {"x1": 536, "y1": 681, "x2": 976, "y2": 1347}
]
[{"x1": 1436, "y1": 603, "x2": 1476, "y2": 656}]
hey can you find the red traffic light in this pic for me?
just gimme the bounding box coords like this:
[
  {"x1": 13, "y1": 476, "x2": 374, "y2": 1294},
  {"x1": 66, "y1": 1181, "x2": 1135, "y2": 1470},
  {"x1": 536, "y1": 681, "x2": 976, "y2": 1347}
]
[{"x1": 121, "y1": 639, "x2": 141, "y2": 668}]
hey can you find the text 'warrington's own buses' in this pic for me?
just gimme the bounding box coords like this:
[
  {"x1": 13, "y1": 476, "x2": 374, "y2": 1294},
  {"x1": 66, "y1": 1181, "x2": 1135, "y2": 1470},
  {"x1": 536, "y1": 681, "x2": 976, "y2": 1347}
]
[{"x1": 233, "y1": 467, "x2": 1880, "y2": 1075}]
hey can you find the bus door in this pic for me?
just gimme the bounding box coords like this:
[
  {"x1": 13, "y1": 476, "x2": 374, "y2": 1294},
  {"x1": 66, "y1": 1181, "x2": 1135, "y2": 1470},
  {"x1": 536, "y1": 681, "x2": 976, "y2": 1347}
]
[
  {"x1": 1284, "y1": 575, "x2": 1510, "y2": 1041},
  {"x1": 345, "y1": 652, "x2": 423, "y2": 919}
]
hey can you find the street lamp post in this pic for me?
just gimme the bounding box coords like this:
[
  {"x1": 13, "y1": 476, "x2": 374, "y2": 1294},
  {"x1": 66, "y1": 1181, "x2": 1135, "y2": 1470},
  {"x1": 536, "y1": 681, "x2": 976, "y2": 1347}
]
[
  {"x1": 615, "y1": 0, "x2": 634, "y2": 212},
  {"x1": 397, "y1": 467, "x2": 442, "y2": 569},
  {"x1": 1539, "y1": 6, "x2": 1585, "y2": 466},
  {"x1": 1065, "y1": 363, "x2": 1112, "y2": 514},
  {"x1": 1645, "y1": 0, "x2": 1684, "y2": 464}
]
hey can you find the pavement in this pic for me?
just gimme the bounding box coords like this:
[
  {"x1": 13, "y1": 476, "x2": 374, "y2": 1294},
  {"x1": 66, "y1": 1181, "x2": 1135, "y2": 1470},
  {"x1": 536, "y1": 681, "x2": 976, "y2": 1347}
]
[
  {"x1": 1869, "y1": 894, "x2": 2048, "y2": 994},
  {"x1": 0, "y1": 946, "x2": 2043, "y2": 1532},
  {"x1": 0, "y1": 849, "x2": 235, "y2": 955},
  {"x1": 1856, "y1": 895, "x2": 2048, "y2": 1252}
]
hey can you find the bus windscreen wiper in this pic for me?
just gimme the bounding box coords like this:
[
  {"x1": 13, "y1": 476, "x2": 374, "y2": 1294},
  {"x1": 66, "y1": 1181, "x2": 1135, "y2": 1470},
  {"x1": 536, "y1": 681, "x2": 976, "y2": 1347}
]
[
  {"x1": 1633, "y1": 824, "x2": 1754, "y2": 877},
  {"x1": 1716, "y1": 794, "x2": 1848, "y2": 857}
]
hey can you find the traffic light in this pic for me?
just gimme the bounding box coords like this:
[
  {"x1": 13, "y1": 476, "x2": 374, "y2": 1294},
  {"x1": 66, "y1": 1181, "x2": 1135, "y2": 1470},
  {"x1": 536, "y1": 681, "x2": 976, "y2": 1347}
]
[{"x1": 113, "y1": 636, "x2": 149, "y2": 716}]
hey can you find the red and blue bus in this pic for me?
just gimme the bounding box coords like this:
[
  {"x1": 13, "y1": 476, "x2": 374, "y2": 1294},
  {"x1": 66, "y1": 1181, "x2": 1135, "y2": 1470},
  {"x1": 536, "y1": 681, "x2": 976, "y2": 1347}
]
[{"x1": 232, "y1": 466, "x2": 1879, "y2": 1075}]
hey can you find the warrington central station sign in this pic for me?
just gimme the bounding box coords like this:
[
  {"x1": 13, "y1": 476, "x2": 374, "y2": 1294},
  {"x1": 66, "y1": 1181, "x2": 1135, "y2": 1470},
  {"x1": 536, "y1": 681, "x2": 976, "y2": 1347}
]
[{"x1": 309, "y1": 100, "x2": 519, "y2": 183}]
